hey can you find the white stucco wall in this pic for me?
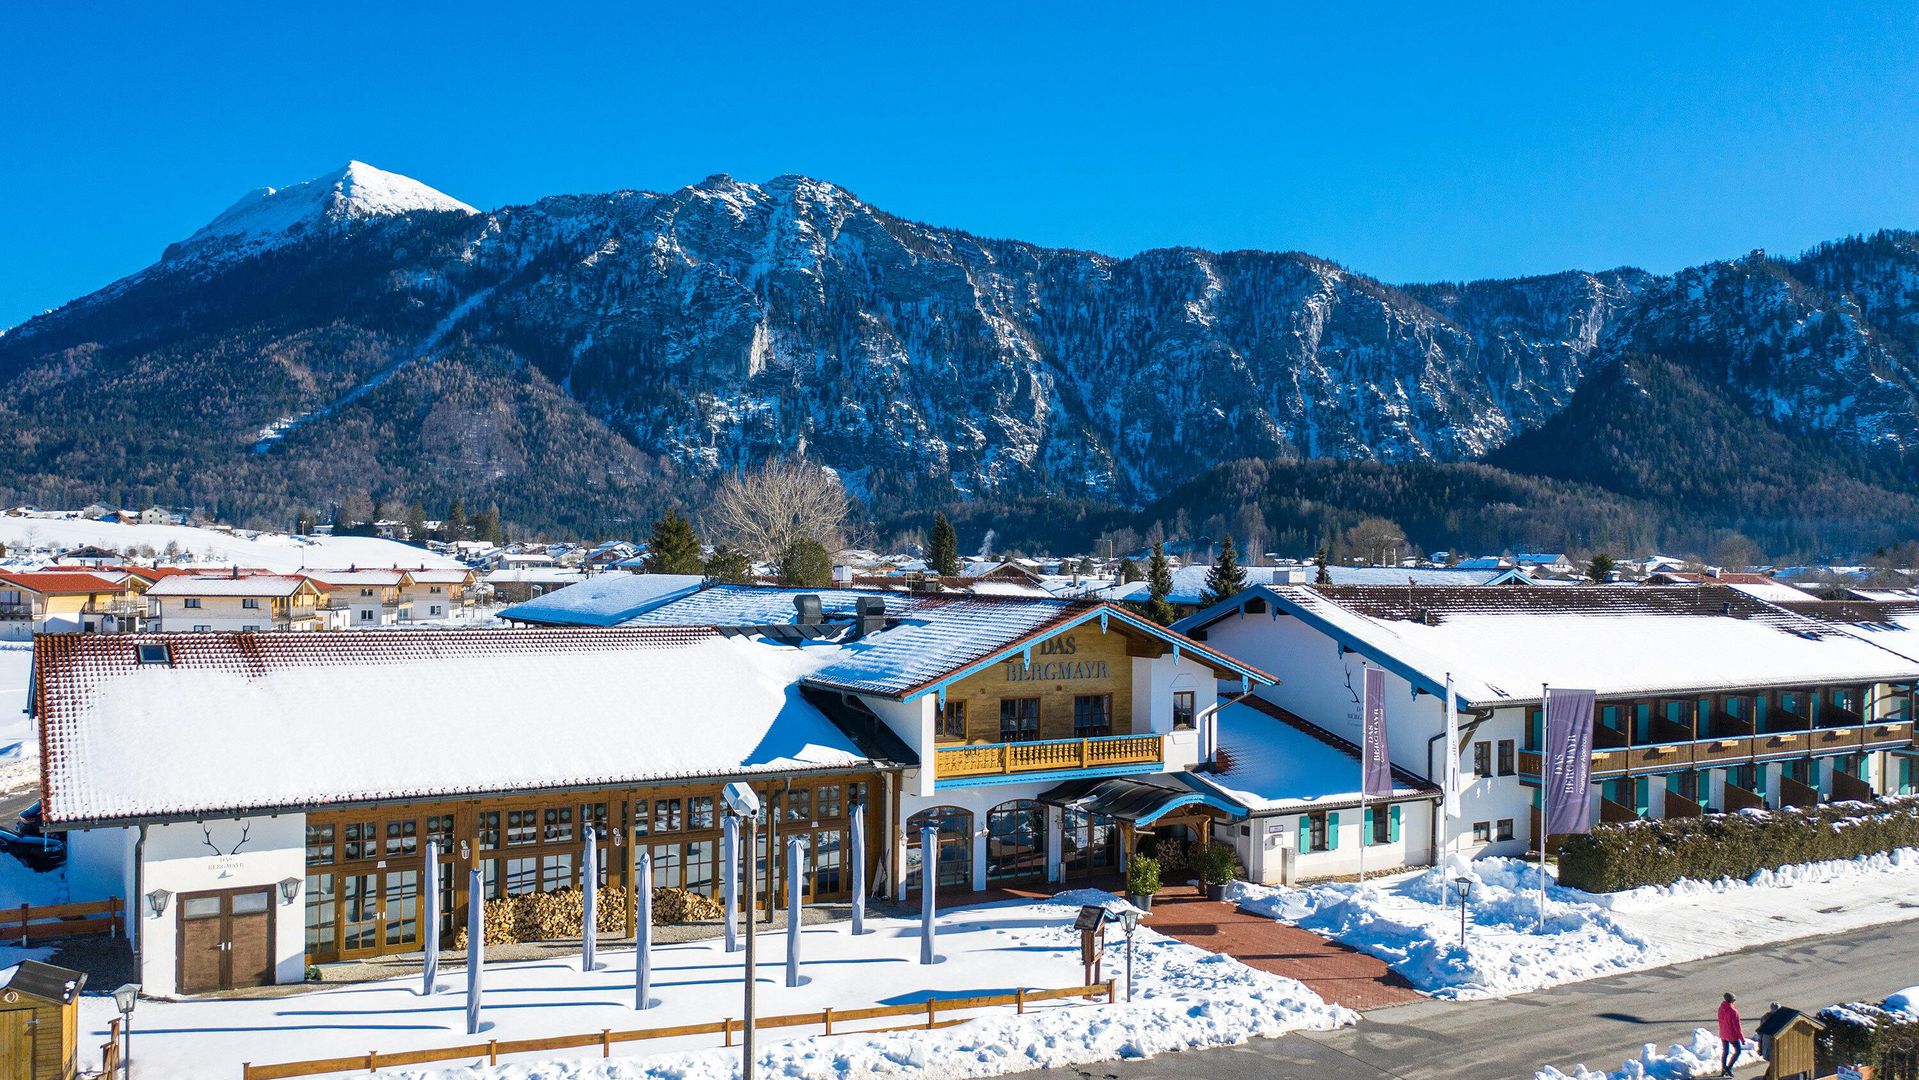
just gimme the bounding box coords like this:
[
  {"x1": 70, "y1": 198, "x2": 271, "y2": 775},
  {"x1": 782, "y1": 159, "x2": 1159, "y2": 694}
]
[
  {"x1": 1221, "y1": 801, "x2": 1435, "y2": 885},
  {"x1": 863, "y1": 694, "x2": 934, "y2": 797},
  {"x1": 137, "y1": 814, "x2": 307, "y2": 997}
]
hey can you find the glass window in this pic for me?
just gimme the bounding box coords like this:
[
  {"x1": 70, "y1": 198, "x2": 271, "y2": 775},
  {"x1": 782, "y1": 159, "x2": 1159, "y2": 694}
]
[
  {"x1": 650, "y1": 844, "x2": 683, "y2": 888},
  {"x1": 507, "y1": 809, "x2": 538, "y2": 846},
  {"x1": 937, "y1": 700, "x2": 967, "y2": 740},
  {"x1": 183, "y1": 895, "x2": 223, "y2": 919},
  {"x1": 1497, "y1": 740, "x2": 1516, "y2": 777},
  {"x1": 343, "y1": 821, "x2": 377, "y2": 861},
  {"x1": 849, "y1": 782, "x2": 868, "y2": 811},
  {"x1": 1473, "y1": 742, "x2": 1492, "y2": 777},
  {"x1": 630, "y1": 800, "x2": 649, "y2": 837},
  {"x1": 1172, "y1": 690, "x2": 1196, "y2": 730},
  {"x1": 812, "y1": 830, "x2": 844, "y2": 895},
  {"x1": 686, "y1": 839, "x2": 717, "y2": 895},
  {"x1": 1073, "y1": 694, "x2": 1113, "y2": 738},
  {"x1": 542, "y1": 853, "x2": 575, "y2": 892},
  {"x1": 505, "y1": 857, "x2": 539, "y2": 895},
  {"x1": 543, "y1": 806, "x2": 574, "y2": 843},
  {"x1": 1371, "y1": 807, "x2": 1391, "y2": 844},
  {"x1": 688, "y1": 797, "x2": 714, "y2": 830},
  {"x1": 1496, "y1": 819, "x2": 1515, "y2": 841},
  {"x1": 653, "y1": 799, "x2": 682, "y2": 834},
  {"x1": 905, "y1": 805, "x2": 973, "y2": 892},
  {"x1": 305, "y1": 822, "x2": 335, "y2": 866},
  {"x1": 304, "y1": 873, "x2": 336, "y2": 956},
  {"x1": 1472, "y1": 821, "x2": 1491, "y2": 843},
  {"x1": 1307, "y1": 812, "x2": 1329, "y2": 852},
  {"x1": 425, "y1": 815, "x2": 456, "y2": 851},
  {"x1": 478, "y1": 812, "x2": 500, "y2": 850},
  {"x1": 817, "y1": 785, "x2": 842, "y2": 818},
  {"x1": 242, "y1": 597, "x2": 260, "y2": 609},
  {"x1": 385, "y1": 819, "x2": 417, "y2": 857},
  {"x1": 999, "y1": 697, "x2": 1040, "y2": 742},
  {"x1": 786, "y1": 788, "x2": 811, "y2": 822}
]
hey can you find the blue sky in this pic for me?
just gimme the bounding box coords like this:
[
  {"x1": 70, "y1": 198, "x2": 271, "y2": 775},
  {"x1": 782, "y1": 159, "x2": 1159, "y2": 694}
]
[{"x1": 5, "y1": 4, "x2": 1917, "y2": 328}]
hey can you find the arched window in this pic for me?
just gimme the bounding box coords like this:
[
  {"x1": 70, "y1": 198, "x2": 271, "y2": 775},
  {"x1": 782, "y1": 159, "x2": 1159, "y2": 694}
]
[
  {"x1": 985, "y1": 799, "x2": 1048, "y2": 884},
  {"x1": 1061, "y1": 808, "x2": 1118, "y2": 880},
  {"x1": 906, "y1": 806, "x2": 972, "y2": 893}
]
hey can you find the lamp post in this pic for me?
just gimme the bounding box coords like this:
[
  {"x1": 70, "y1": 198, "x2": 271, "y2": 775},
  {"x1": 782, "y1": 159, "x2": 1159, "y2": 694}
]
[
  {"x1": 110, "y1": 983, "x2": 139, "y2": 1080},
  {"x1": 1450, "y1": 876, "x2": 1473, "y2": 949},
  {"x1": 1116, "y1": 908, "x2": 1140, "y2": 1002},
  {"x1": 722, "y1": 782, "x2": 763, "y2": 1080}
]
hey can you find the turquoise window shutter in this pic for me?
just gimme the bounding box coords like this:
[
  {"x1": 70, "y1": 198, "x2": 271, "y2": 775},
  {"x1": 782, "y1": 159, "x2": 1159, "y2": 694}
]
[
  {"x1": 1388, "y1": 804, "x2": 1402, "y2": 843},
  {"x1": 1363, "y1": 807, "x2": 1375, "y2": 846},
  {"x1": 1634, "y1": 776, "x2": 1649, "y2": 818},
  {"x1": 1298, "y1": 816, "x2": 1310, "y2": 852},
  {"x1": 1327, "y1": 811, "x2": 1340, "y2": 850}
]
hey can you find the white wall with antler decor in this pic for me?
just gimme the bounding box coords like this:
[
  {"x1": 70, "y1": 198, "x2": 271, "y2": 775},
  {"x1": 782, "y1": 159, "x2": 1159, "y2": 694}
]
[{"x1": 135, "y1": 813, "x2": 307, "y2": 997}]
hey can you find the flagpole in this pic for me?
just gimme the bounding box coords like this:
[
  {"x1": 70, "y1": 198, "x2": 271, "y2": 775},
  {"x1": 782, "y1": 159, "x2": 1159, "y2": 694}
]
[
  {"x1": 1445, "y1": 672, "x2": 1460, "y2": 864},
  {"x1": 1538, "y1": 683, "x2": 1550, "y2": 932},
  {"x1": 1358, "y1": 664, "x2": 1368, "y2": 884}
]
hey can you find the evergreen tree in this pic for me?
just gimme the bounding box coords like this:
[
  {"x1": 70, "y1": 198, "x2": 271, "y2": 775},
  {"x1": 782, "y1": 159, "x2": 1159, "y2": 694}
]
[
  {"x1": 1587, "y1": 551, "x2": 1616, "y2": 584},
  {"x1": 704, "y1": 545, "x2": 754, "y2": 584},
  {"x1": 1118, "y1": 557, "x2": 1142, "y2": 583},
  {"x1": 1314, "y1": 546, "x2": 1332, "y2": 585},
  {"x1": 1076, "y1": 555, "x2": 1095, "y2": 576},
  {"x1": 776, "y1": 537, "x2": 835, "y2": 587},
  {"x1": 443, "y1": 499, "x2": 468, "y2": 542},
  {"x1": 647, "y1": 509, "x2": 705, "y2": 574},
  {"x1": 404, "y1": 502, "x2": 428, "y2": 541},
  {"x1": 928, "y1": 512, "x2": 960, "y2": 576},
  {"x1": 1204, "y1": 533, "x2": 1248, "y2": 604},
  {"x1": 1144, "y1": 542, "x2": 1176, "y2": 625}
]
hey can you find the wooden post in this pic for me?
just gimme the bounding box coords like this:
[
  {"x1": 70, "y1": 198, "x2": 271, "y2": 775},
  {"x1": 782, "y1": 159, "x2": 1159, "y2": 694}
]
[
  {"x1": 366, "y1": 1050, "x2": 377, "y2": 1072},
  {"x1": 1080, "y1": 739, "x2": 1090, "y2": 769},
  {"x1": 927, "y1": 998, "x2": 937, "y2": 1029},
  {"x1": 601, "y1": 1029, "x2": 611, "y2": 1057},
  {"x1": 724, "y1": 1017, "x2": 734, "y2": 1047},
  {"x1": 822, "y1": 1007, "x2": 832, "y2": 1035},
  {"x1": 1016, "y1": 988, "x2": 1026, "y2": 1014},
  {"x1": 1105, "y1": 979, "x2": 1116, "y2": 1004},
  {"x1": 1002, "y1": 743, "x2": 1012, "y2": 773},
  {"x1": 487, "y1": 1039, "x2": 498, "y2": 1065}
]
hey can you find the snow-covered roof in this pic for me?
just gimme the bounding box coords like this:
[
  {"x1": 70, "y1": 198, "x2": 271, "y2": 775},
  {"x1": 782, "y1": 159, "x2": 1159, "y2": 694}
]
[
  {"x1": 623, "y1": 585, "x2": 923, "y2": 627},
  {"x1": 501, "y1": 573, "x2": 707, "y2": 627},
  {"x1": 404, "y1": 568, "x2": 475, "y2": 584},
  {"x1": 0, "y1": 570, "x2": 125, "y2": 595},
  {"x1": 35, "y1": 629, "x2": 871, "y2": 826},
  {"x1": 143, "y1": 574, "x2": 314, "y2": 598},
  {"x1": 1183, "y1": 699, "x2": 1432, "y2": 813},
  {"x1": 304, "y1": 569, "x2": 411, "y2": 587},
  {"x1": 1183, "y1": 584, "x2": 1919, "y2": 707}
]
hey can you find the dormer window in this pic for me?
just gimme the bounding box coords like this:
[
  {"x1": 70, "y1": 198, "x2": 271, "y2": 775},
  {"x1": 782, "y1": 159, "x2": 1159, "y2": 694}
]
[{"x1": 136, "y1": 643, "x2": 171, "y2": 665}]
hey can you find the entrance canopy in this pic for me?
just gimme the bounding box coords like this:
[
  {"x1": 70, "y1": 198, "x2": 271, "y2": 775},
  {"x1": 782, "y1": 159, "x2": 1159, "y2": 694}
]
[{"x1": 1036, "y1": 776, "x2": 1243, "y2": 826}]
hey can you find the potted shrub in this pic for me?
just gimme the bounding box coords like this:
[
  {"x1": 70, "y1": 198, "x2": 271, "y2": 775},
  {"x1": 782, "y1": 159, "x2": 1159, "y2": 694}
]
[
  {"x1": 1197, "y1": 842, "x2": 1238, "y2": 901},
  {"x1": 1125, "y1": 855, "x2": 1161, "y2": 912}
]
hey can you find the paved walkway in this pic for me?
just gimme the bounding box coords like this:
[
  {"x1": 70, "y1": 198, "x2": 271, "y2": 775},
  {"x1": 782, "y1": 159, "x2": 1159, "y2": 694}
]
[{"x1": 1143, "y1": 891, "x2": 1422, "y2": 1011}]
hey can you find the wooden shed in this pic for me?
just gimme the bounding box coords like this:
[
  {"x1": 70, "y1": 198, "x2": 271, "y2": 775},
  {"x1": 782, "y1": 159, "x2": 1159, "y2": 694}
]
[
  {"x1": 0, "y1": 960, "x2": 87, "y2": 1080},
  {"x1": 1756, "y1": 1005, "x2": 1825, "y2": 1080}
]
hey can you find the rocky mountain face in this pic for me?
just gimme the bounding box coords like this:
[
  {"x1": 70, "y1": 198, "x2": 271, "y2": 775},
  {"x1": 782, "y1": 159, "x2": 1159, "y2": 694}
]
[{"x1": 2, "y1": 164, "x2": 1916, "y2": 543}]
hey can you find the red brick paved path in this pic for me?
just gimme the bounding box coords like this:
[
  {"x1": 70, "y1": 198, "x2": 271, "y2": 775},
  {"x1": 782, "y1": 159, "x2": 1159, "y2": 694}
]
[{"x1": 1143, "y1": 890, "x2": 1422, "y2": 1011}]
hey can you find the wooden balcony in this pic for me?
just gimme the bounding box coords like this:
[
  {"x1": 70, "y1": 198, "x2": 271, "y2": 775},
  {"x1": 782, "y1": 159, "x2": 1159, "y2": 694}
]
[
  {"x1": 1864, "y1": 721, "x2": 1914, "y2": 749},
  {"x1": 1752, "y1": 731, "x2": 1810, "y2": 758},
  {"x1": 935, "y1": 734, "x2": 1163, "y2": 780},
  {"x1": 1694, "y1": 737, "x2": 1754, "y2": 766}
]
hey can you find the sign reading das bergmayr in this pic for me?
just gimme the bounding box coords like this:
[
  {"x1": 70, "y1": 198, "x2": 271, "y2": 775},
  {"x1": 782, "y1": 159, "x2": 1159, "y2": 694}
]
[{"x1": 1003, "y1": 635, "x2": 1111, "y2": 682}]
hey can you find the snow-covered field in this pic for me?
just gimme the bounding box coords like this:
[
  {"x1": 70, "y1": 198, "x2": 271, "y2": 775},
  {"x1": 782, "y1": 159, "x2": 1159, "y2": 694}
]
[
  {"x1": 73, "y1": 891, "x2": 1349, "y2": 1080},
  {"x1": 1236, "y1": 850, "x2": 1919, "y2": 1000},
  {"x1": 0, "y1": 516, "x2": 462, "y2": 571}
]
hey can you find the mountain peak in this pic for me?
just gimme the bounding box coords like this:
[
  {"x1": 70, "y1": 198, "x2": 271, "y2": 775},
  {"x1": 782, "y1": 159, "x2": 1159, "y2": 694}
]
[{"x1": 169, "y1": 160, "x2": 478, "y2": 263}]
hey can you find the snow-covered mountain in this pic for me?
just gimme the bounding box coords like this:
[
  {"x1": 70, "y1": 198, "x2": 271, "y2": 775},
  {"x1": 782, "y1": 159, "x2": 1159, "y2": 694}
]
[
  {"x1": 2, "y1": 164, "x2": 1916, "y2": 540},
  {"x1": 166, "y1": 160, "x2": 478, "y2": 265}
]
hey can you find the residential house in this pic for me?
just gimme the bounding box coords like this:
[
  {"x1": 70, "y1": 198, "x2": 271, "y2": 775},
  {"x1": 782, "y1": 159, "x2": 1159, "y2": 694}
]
[
  {"x1": 0, "y1": 570, "x2": 148, "y2": 638},
  {"x1": 143, "y1": 574, "x2": 326, "y2": 632},
  {"x1": 1178, "y1": 585, "x2": 1919, "y2": 861},
  {"x1": 396, "y1": 568, "x2": 478, "y2": 622},
  {"x1": 305, "y1": 569, "x2": 415, "y2": 627}
]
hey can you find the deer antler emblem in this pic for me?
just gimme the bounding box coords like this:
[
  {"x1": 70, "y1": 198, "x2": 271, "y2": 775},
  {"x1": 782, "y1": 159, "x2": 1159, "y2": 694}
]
[{"x1": 201, "y1": 822, "x2": 252, "y2": 857}]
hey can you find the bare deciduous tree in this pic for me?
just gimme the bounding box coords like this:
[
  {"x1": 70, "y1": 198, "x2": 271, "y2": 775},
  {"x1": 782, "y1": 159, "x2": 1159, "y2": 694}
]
[
  {"x1": 1339, "y1": 516, "x2": 1408, "y2": 566},
  {"x1": 708, "y1": 460, "x2": 850, "y2": 561}
]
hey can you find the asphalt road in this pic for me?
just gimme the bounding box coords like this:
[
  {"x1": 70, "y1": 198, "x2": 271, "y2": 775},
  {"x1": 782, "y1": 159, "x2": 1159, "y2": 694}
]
[{"x1": 1008, "y1": 918, "x2": 1919, "y2": 1080}]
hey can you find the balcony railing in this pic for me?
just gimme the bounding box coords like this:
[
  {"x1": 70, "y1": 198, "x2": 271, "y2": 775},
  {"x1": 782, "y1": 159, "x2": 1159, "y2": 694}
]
[
  {"x1": 936, "y1": 734, "x2": 1163, "y2": 780},
  {"x1": 1520, "y1": 721, "x2": 1915, "y2": 780},
  {"x1": 0, "y1": 603, "x2": 32, "y2": 620}
]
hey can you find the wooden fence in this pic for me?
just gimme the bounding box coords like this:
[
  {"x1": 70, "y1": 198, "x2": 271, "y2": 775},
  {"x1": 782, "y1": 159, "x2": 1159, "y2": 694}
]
[
  {"x1": 241, "y1": 981, "x2": 1116, "y2": 1080},
  {"x1": 1, "y1": 896, "x2": 121, "y2": 945}
]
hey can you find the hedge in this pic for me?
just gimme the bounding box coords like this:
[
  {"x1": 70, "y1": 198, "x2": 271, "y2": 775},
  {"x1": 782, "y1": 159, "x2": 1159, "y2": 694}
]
[{"x1": 1556, "y1": 794, "x2": 1919, "y2": 893}]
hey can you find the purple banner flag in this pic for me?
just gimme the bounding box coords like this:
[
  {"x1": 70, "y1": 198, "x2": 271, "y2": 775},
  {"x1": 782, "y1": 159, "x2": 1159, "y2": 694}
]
[
  {"x1": 1542, "y1": 688, "x2": 1597, "y2": 837},
  {"x1": 1361, "y1": 667, "x2": 1392, "y2": 797}
]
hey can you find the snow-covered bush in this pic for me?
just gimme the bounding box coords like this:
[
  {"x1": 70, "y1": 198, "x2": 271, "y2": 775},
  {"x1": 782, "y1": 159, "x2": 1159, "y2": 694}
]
[{"x1": 1558, "y1": 795, "x2": 1919, "y2": 892}]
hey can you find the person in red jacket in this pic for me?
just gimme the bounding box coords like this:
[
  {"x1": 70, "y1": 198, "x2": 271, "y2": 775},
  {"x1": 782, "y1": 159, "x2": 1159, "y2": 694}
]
[{"x1": 1718, "y1": 992, "x2": 1745, "y2": 1076}]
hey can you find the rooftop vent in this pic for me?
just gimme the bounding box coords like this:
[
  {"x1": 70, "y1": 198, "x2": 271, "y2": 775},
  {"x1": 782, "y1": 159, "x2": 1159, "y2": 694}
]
[
  {"x1": 793, "y1": 594, "x2": 823, "y2": 626},
  {"x1": 855, "y1": 595, "x2": 886, "y2": 638}
]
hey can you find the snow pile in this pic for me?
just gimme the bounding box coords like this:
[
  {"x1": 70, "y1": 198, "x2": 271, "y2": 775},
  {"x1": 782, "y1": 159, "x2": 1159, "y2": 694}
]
[
  {"x1": 74, "y1": 893, "x2": 1348, "y2": 1080},
  {"x1": 1234, "y1": 858, "x2": 1659, "y2": 999},
  {"x1": 1237, "y1": 849, "x2": 1919, "y2": 1000},
  {"x1": 1886, "y1": 986, "x2": 1919, "y2": 1016},
  {"x1": 1535, "y1": 1030, "x2": 1758, "y2": 1080},
  {"x1": 0, "y1": 643, "x2": 34, "y2": 793}
]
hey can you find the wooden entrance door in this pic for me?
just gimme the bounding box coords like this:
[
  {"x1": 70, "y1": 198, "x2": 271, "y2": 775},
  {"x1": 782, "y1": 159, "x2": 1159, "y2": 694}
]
[
  {"x1": 177, "y1": 887, "x2": 275, "y2": 993},
  {"x1": 0, "y1": 1011, "x2": 30, "y2": 1080}
]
